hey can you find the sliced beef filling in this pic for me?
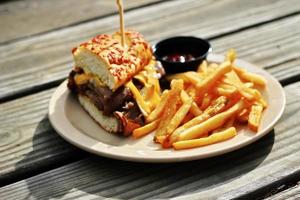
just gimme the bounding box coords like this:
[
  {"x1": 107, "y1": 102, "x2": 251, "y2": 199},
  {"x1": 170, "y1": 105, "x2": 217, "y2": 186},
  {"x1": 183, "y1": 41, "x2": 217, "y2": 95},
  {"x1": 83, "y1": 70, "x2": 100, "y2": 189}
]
[{"x1": 68, "y1": 67, "x2": 144, "y2": 135}]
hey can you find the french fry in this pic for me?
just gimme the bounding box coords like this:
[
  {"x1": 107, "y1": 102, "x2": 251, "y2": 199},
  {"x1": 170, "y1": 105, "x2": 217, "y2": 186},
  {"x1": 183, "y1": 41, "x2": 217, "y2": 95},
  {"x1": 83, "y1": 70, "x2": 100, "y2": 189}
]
[
  {"x1": 224, "y1": 71, "x2": 261, "y2": 100},
  {"x1": 195, "y1": 61, "x2": 232, "y2": 99},
  {"x1": 154, "y1": 79, "x2": 183, "y2": 141},
  {"x1": 233, "y1": 66, "x2": 266, "y2": 87},
  {"x1": 226, "y1": 49, "x2": 237, "y2": 64},
  {"x1": 169, "y1": 96, "x2": 229, "y2": 145},
  {"x1": 248, "y1": 103, "x2": 263, "y2": 132},
  {"x1": 207, "y1": 63, "x2": 219, "y2": 74},
  {"x1": 154, "y1": 96, "x2": 181, "y2": 142},
  {"x1": 200, "y1": 93, "x2": 212, "y2": 110},
  {"x1": 146, "y1": 90, "x2": 169, "y2": 122},
  {"x1": 132, "y1": 120, "x2": 159, "y2": 139},
  {"x1": 148, "y1": 75, "x2": 161, "y2": 94},
  {"x1": 185, "y1": 72, "x2": 203, "y2": 85},
  {"x1": 177, "y1": 100, "x2": 244, "y2": 141},
  {"x1": 144, "y1": 84, "x2": 154, "y2": 100},
  {"x1": 190, "y1": 102, "x2": 202, "y2": 116},
  {"x1": 173, "y1": 127, "x2": 237, "y2": 150},
  {"x1": 257, "y1": 97, "x2": 268, "y2": 108},
  {"x1": 181, "y1": 112, "x2": 194, "y2": 125},
  {"x1": 209, "y1": 63, "x2": 219, "y2": 69},
  {"x1": 185, "y1": 85, "x2": 197, "y2": 98},
  {"x1": 244, "y1": 82, "x2": 254, "y2": 88},
  {"x1": 166, "y1": 91, "x2": 193, "y2": 134},
  {"x1": 181, "y1": 90, "x2": 202, "y2": 116},
  {"x1": 197, "y1": 60, "x2": 208, "y2": 73},
  {"x1": 213, "y1": 116, "x2": 235, "y2": 133},
  {"x1": 126, "y1": 81, "x2": 150, "y2": 116},
  {"x1": 166, "y1": 73, "x2": 190, "y2": 82},
  {"x1": 151, "y1": 91, "x2": 161, "y2": 106}
]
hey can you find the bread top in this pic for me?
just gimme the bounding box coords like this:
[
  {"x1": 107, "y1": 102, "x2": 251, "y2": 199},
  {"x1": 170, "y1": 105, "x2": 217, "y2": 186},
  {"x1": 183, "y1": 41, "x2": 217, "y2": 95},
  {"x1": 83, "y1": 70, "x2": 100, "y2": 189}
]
[{"x1": 72, "y1": 31, "x2": 152, "y2": 90}]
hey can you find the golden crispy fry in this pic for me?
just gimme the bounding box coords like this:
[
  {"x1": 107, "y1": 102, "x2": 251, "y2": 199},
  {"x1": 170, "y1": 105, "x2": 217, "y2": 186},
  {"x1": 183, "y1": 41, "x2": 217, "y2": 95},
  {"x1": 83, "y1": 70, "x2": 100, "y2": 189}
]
[
  {"x1": 154, "y1": 80, "x2": 183, "y2": 141},
  {"x1": 190, "y1": 102, "x2": 202, "y2": 116},
  {"x1": 181, "y1": 112, "x2": 194, "y2": 125},
  {"x1": 169, "y1": 96, "x2": 228, "y2": 145},
  {"x1": 197, "y1": 60, "x2": 208, "y2": 73},
  {"x1": 173, "y1": 127, "x2": 237, "y2": 150},
  {"x1": 175, "y1": 127, "x2": 237, "y2": 149},
  {"x1": 255, "y1": 96, "x2": 268, "y2": 108},
  {"x1": 224, "y1": 71, "x2": 261, "y2": 100},
  {"x1": 209, "y1": 63, "x2": 219, "y2": 68},
  {"x1": 144, "y1": 84, "x2": 154, "y2": 100},
  {"x1": 132, "y1": 120, "x2": 159, "y2": 139},
  {"x1": 181, "y1": 90, "x2": 202, "y2": 116},
  {"x1": 166, "y1": 73, "x2": 189, "y2": 82},
  {"x1": 213, "y1": 116, "x2": 235, "y2": 133},
  {"x1": 186, "y1": 72, "x2": 203, "y2": 85},
  {"x1": 195, "y1": 61, "x2": 232, "y2": 99},
  {"x1": 226, "y1": 49, "x2": 237, "y2": 64},
  {"x1": 248, "y1": 103, "x2": 263, "y2": 132},
  {"x1": 126, "y1": 81, "x2": 150, "y2": 116},
  {"x1": 177, "y1": 100, "x2": 244, "y2": 141},
  {"x1": 215, "y1": 83, "x2": 237, "y2": 96},
  {"x1": 185, "y1": 85, "x2": 197, "y2": 98},
  {"x1": 148, "y1": 75, "x2": 161, "y2": 94},
  {"x1": 168, "y1": 72, "x2": 203, "y2": 86},
  {"x1": 151, "y1": 91, "x2": 161, "y2": 106},
  {"x1": 244, "y1": 82, "x2": 254, "y2": 88},
  {"x1": 166, "y1": 91, "x2": 193, "y2": 134},
  {"x1": 218, "y1": 83, "x2": 237, "y2": 91},
  {"x1": 233, "y1": 66, "x2": 266, "y2": 87},
  {"x1": 200, "y1": 93, "x2": 212, "y2": 110},
  {"x1": 206, "y1": 63, "x2": 219, "y2": 74},
  {"x1": 146, "y1": 90, "x2": 169, "y2": 122},
  {"x1": 154, "y1": 96, "x2": 181, "y2": 142}
]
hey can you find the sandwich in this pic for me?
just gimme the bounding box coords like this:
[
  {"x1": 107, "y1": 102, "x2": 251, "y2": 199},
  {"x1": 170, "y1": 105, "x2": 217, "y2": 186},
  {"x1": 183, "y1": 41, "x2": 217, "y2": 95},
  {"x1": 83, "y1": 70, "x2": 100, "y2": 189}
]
[{"x1": 67, "y1": 30, "x2": 162, "y2": 136}]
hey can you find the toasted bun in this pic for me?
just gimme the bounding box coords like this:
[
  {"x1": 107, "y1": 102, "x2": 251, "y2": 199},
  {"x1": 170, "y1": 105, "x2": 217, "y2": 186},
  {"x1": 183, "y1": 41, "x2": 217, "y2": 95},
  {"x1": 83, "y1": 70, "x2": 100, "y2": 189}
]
[
  {"x1": 78, "y1": 95, "x2": 120, "y2": 133},
  {"x1": 73, "y1": 31, "x2": 152, "y2": 91}
]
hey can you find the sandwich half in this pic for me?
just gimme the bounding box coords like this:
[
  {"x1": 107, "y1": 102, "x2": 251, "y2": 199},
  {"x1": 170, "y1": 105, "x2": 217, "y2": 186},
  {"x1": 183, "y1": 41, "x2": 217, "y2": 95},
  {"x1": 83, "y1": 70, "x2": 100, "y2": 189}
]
[{"x1": 68, "y1": 31, "x2": 162, "y2": 136}]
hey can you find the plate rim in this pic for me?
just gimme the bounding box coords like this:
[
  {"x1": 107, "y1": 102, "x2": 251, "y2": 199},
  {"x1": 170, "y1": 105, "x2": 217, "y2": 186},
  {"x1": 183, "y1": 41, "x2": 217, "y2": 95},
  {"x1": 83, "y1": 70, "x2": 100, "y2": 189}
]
[{"x1": 48, "y1": 54, "x2": 286, "y2": 163}]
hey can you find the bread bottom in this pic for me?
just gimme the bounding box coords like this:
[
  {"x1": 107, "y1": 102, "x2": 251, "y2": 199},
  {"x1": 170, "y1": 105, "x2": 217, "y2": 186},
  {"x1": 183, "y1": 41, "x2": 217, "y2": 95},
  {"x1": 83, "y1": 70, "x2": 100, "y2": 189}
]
[{"x1": 78, "y1": 95, "x2": 120, "y2": 133}]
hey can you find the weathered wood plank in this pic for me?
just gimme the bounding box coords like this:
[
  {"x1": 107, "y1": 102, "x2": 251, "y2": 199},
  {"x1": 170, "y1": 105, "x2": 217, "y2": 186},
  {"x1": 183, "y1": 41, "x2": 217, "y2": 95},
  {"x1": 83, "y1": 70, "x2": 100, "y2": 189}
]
[
  {"x1": 0, "y1": 0, "x2": 164, "y2": 43},
  {"x1": 1, "y1": 0, "x2": 300, "y2": 101},
  {"x1": 264, "y1": 183, "x2": 300, "y2": 200},
  {"x1": 1, "y1": 81, "x2": 300, "y2": 200},
  {"x1": 0, "y1": 89, "x2": 87, "y2": 185}
]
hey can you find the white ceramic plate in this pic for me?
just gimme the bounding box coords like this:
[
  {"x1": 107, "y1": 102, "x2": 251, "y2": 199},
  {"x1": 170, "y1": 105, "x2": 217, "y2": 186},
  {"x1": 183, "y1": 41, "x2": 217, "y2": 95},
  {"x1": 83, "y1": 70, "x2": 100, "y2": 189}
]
[{"x1": 49, "y1": 54, "x2": 285, "y2": 163}]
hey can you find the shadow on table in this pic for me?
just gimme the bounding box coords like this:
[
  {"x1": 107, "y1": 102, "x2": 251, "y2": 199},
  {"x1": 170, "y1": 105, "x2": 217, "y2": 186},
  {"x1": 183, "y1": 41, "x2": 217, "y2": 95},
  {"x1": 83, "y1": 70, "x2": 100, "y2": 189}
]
[{"x1": 16, "y1": 115, "x2": 275, "y2": 199}]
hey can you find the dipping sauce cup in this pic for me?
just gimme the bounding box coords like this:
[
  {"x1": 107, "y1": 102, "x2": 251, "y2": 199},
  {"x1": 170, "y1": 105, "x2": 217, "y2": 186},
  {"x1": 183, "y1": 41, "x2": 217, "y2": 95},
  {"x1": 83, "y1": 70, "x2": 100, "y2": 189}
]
[{"x1": 152, "y1": 36, "x2": 211, "y2": 74}]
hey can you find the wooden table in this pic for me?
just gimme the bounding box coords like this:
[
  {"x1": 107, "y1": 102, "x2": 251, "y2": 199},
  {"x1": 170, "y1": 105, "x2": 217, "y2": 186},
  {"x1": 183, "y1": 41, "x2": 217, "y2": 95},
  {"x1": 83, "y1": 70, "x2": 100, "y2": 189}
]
[{"x1": 1, "y1": 0, "x2": 300, "y2": 199}]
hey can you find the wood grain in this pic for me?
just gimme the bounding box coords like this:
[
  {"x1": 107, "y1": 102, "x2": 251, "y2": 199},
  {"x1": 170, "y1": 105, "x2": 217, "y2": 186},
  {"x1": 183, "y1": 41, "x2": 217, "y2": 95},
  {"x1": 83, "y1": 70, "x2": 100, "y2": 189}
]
[
  {"x1": 264, "y1": 183, "x2": 300, "y2": 200},
  {"x1": 0, "y1": 89, "x2": 86, "y2": 185},
  {"x1": 0, "y1": 81, "x2": 300, "y2": 199},
  {"x1": 1, "y1": 0, "x2": 300, "y2": 100},
  {"x1": 0, "y1": 0, "x2": 164, "y2": 43}
]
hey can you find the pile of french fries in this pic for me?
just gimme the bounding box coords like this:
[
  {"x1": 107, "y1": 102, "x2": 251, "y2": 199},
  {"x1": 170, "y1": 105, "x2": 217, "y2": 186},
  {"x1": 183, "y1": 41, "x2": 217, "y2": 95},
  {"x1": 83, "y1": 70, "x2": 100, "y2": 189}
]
[{"x1": 132, "y1": 50, "x2": 267, "y2": 150}]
